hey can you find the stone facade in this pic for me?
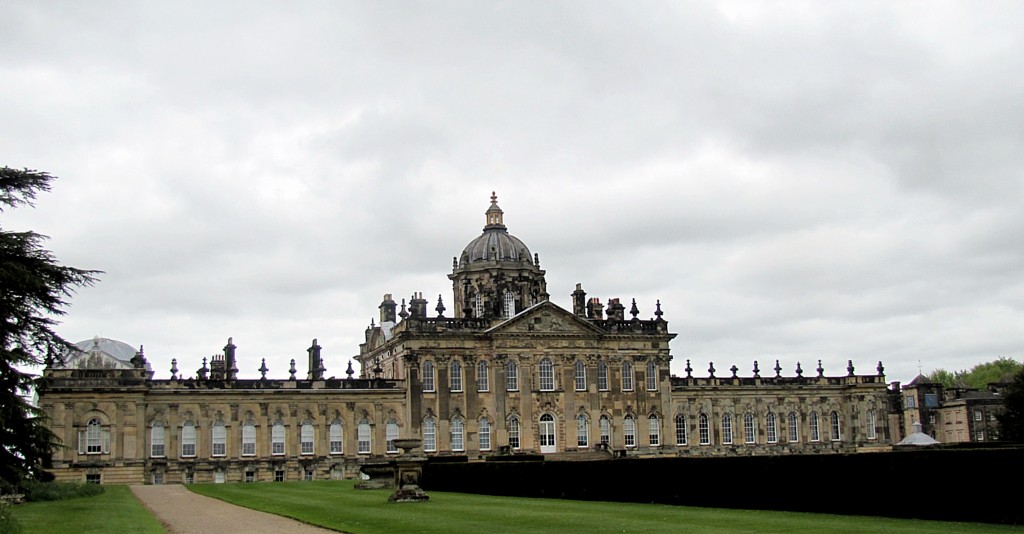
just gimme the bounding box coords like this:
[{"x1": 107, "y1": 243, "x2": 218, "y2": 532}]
[{"x1": 39, "y1": 193, "x2": 895, "y2": 485}]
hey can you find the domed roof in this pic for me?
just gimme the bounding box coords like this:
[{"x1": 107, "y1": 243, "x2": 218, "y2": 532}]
[
  {"x1": 73, "y1": 336, "x2": 139, "y2": 363},
  {"x1": 460, "y1": 193, "x2": 533, "y2": 265}
]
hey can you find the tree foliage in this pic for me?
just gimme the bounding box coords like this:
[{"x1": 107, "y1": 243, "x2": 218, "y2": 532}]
[
  {"x1": 926, "y1": 357, "x2": 1023, "y2": 390},
  {"x1": 997, "y1": 369, "x2": 1024, "y2": 442},
  {"x1": 0, "y1": 167, "x2": 99, "y2": 490}
]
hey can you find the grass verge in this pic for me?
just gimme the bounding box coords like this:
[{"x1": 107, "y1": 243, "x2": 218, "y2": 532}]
[
  {"x1": 189, "y1": 480, "x2": 1021, "y2": 534},
  {"x1": 11, "y1": 485, "x2": 165, "y2": 534}
]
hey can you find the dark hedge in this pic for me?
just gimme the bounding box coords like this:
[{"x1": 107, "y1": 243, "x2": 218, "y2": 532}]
[{"x1": 422, "y1": 448, "x2": 1022, "y2": 524}]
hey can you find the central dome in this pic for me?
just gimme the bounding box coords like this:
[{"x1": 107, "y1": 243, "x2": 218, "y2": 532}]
[{"x1": 459, "y1": 193, "x2": 533, "y2": 265}]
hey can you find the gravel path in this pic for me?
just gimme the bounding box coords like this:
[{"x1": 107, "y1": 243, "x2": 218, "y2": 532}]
[{"x1": 131, "y1": 485, "x2": 341, "y2": 534}]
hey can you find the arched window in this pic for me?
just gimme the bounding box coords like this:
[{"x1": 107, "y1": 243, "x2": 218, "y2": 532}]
[
  {"x1": 577, "y1": 415, "x2": 589, "y2": 448},
  {"x1": 787, "y1": 412, "x2": 799, "y2": 443},
  {"x1": 479, "y1": 419, "x2": 491, "y2": 451},
  {"x1": 722, "y1": 413, "x2": 733, "y2": 445},
  {"x1": 506, "y1": 360, "x2": 519, "y2": 391},
  {"x1": 867, "y1": 409, "x2": 877, "y2": 440},
  {"x1": 422, "y1": 360, "x2": 435, "y2": 392},
  {"x1": 508, "y1": 416, "x2": 521, "y2": 450},
  {"x1": 698, "y1": 414, "x2": 710, "y2": 445},
  {"x1": 212, "y1": 421, "x2": 226, "y2": 457},
  {"x1": 648, "y1": 415, "x2": 660, "y2": 446},
  {"x1": 451, "y1": 417, "x2": 465, "y2": 452},
  {"x1": 646, "y1": 361, "x2": 658, "y2": 391},
  {"x1": 766, "y1": 412, "x2": 778, "y2": 444},
  {"x1": 539, "y1": 358, "x2": 554, "y2": 391},
  {"x1": 598, "y1": 361, "x2": 609, "y2": 391},
  {"x1": 357, "y1": 420, "x2": 371, "y2": 454},
  {"x1": 242, "y1": 420, "x2": 256, "y2": 456},
  {"x1": 830, "y1": 411, "x2": 841, "y2": 441},
  {"x1": 810, "y1": 412, "x2": 820, "y2": 442},
  {"x1": 624, "y1": 415, "x2": 636, "y2": 448},
  {"x1": 386, "y1": 419, "x2": 399, "y2": 454},
  {"x1": 539, "y1": 414, "x2": 556, "y2": 452},
  {"x1": 181, "y1": 421, "x2": 197, "y2": 457},
  {"x1": 272, "y1": 421, "x2": 286, "y2": 455},
  {"x1": 477, "y1": 360, "x2": 489, "y2": 392},
  {"x1": 450, "y1": 360, "x2": 463, "y2": 392},
  {"x1": 574, "y1": 361, "x2": 586, "y2": 391},
  {"x1": 151, "y1": 421, "x2": 165, "y2": 458},
  {"x1": 329, "y1": 420, "x2": 344, "y2": 454},
  {"x1": 744, "y1": 412, "x2": 756, "y2": 444},
  {"x1": 423, "y1": 417, "x2": 437, "y2": 452},
  {"x1": 675, "y1": 414, "x2": 687, "y2": 446},
  {"x1": 301, "y1": 421, "x2": 315, "y2": 455},
  {"x1": 599, "y1": 415, "x2": 611, "y2": 446},
  {"x1": 504, "y1": 290, "x2": 515, "y2": 318},
  {"x1": 622, "y1": 360, "x2": 634, "y2": 391}
]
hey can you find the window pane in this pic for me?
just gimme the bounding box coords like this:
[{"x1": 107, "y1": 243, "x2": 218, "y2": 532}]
[
  {"x1": 423, "y1": 419, "x2": 436, "y2": 452},
  {"x1": 479, "y1": 420, "x2": 491, "y2": 451},
  {"x1": 477, "y1": 361, "x2": 489, "y2": 392},
  {"x1": 539, "y1": 359, "x2": 554, "y2": 391}
]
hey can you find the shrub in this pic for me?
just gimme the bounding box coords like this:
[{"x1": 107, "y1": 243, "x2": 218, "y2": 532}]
[
  {"x1": 0, "y1": 501, "x2": 23, "y2": 534},
  {"x1": 21, "y1": 481, "x2": 104, "y2": 502}
]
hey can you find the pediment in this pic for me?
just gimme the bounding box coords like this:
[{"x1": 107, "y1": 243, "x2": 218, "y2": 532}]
[{"x1": 486, "y1": 301, "x2": 605, "y2": 336}]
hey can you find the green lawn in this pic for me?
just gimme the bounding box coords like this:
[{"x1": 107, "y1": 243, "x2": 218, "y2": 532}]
[
  {"x1": 189, "y1": 480, "x2": 1022, "y2": 534},
  {"x1": 11, "y1": 485, "x2": 165, "y2": 534}
]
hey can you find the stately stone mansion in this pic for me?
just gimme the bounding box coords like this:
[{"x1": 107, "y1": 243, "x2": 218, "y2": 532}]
[{"x1": 38, "y1": 194, "x2": 892, "y2": 485}]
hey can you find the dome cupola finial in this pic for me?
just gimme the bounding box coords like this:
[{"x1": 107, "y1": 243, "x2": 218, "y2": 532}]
[{"x1": 485, "y1": 191, "x2": 504, "y2": 229}]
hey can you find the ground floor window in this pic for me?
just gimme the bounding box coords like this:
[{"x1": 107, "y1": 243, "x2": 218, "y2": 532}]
[
  {"x1": 304, "y1": 469, "x2": 314, "y2": 481},
  {"x1": 184, "y1": 472, "x2": 194, "y2": 485},
  {"x1": 85, "y1": 473, "x2": 101, "y2": 484},
  {"x1": 275, "y1": 470, "x2": 285, "y2": 482},
  {"x1": 214, "y1": 471, "x2": 225, "y2": 484},
  {"x1": 245, "y1": 471, "x2": 255, "y2": 483},
  {"x1": 152, "y1": 471, "x2": 164, "y2": 485}
]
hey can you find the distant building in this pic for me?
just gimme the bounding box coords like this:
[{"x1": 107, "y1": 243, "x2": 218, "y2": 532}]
[
  {"x1": 39, "y1": 194, "x2": 893, "y2": 485},
  {"x1": 888, "y1": 374, "x2": 1006, "y2": 444}
]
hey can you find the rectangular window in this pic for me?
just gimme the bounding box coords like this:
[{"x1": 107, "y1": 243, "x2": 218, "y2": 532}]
[
  {"x1": 599, "y1": 417, "x2": 610, "y2": 446},
  {"x1": 622, "y1": 361, "x2": 634, "y2": 391},
  {"x1": 386, "y1": 421, "x2": 399, "y2": 454},
  {"x1": 574, "y1": 362, "x2": 586, "y2": 391},
  {"x1": 646, "y1": 362, "x2": 658, "y2": 391},
  {"x1": 272, "y1": 424, "x2": 286, "y2": 456},
  {"x1": 479, "y1": 420, "x2": 491, "y2": 451},
  {"x1": 214, "y1": 471, "x2": 225, "y2": 484},
  {"x1": 506, "y1": 362, "x2": 519, "y2": 391},
  {"x1": 423, "y1": 421, "x2": 437, "y2": 452},
  {"x1": 509, "y1": 419, "x2": 521, "y2": 450},
  {"x1": 151, "y1": 427, "x2": 165, "y2": 458},
  {"x1": 242, "y1": 424, "x2": 256, "y2": 456},
  {"x1": 675, "y1": 416, "x2": 687, "y2": 446},
  {"x1": 722, "y1": 416, "x2": 733, "y2": 445},
  {"x1": 598, "y1": 363, "x2": 609, "y2": 391},
  {"x1": 477, "y1": 361, "x2": 489, "y2": 392},
  {"x1": 744, "y1": 415, "x2": 755, "y2": 444},
  {"x1": 85, "y1": 473, "x2": 101, "y2": 484},
  {"x1": 577, "y1": 417, "x2": 589, "y2": 448},
  {"x1": 422, "y1": 361, "x2": 435, "y2": 392},
  {"x1": 624, "y1": 418, "x2": 636, "y2": 448},
  {"x1": 304, "y1": 469, "x2": 314, "y2": 481},
  {"x1": 153, "y1": 471, "x2": 163, "y2": 485},
  {"x1": 867, "y1": 411, "x2": 877, "y2": 440},
  {"x1": 699, "y1": 415, "x2": 710, "y2": 445},
  {"x1": 275, "y1": 470, "x2": 285, "y2": 482},
  {"x1": 181, "y1": 425, "x2": 197, "y2": 458},
  {"x1": 212, "y1": 424, "x2": 226, "y2": 457},
  {"x1": 905, "y1": 395, "x2": 916, "y2": 408},
  {"x1": 924, "y1": 393, "x2": 938, "y2": 408},
  {"x1": 539, "y1": 360, "x2": 554, "y2": 391},
  {"x1": 245, "y1": 471, "x2": 255, "y2": 483},
  {"x1": 184, "y1": 472, "x2": 194, "y2": 484},
  {"x1": 649, "y1": 417, "x2": 660, "y2": 447},
  {"x1": 330, "y1": 423, "x2": 343, "y2": 454},
  {"x1": 301, "y1": 424, "x2": 314, "y2": 455},
  {"x1": 976, "y1": 430, "x2": 985, "y2": 441},
  {"x1": 974, "y1": 410, "x2": 983, "y2": 422},
  {"x1": 358, "y1": 422, "x2": 371, "y2": 454},
  {"x1": 450, "y1": 361, "x2": 463, "y2": 392}
]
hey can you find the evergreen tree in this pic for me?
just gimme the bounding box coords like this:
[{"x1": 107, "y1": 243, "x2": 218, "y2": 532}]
[
  {"x1": 998, "y1": 369, "x2": 1024, "y2": 442},
  {"x1": 0, "y1": 167, "x2": 98, "y2": 489}
]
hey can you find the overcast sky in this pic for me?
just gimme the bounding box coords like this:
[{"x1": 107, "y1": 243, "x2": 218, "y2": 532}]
[{"x1": 3, "y1": 1, "x2": 1022, "y2": 384}]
